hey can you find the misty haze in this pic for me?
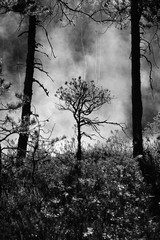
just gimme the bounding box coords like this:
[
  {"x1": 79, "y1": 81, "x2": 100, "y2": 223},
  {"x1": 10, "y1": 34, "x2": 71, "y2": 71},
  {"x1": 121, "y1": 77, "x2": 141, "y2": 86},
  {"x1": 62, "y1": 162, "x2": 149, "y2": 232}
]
[{"x1": 1, "y1": 1, "x2": 160, "y2": 239}]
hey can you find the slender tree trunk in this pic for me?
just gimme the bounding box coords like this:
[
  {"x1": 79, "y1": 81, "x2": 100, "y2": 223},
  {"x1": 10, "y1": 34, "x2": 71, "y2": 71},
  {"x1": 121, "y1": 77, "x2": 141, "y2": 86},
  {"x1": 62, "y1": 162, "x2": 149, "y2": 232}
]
[
  {"x1": 131, "y1": 0, "x2": 143, "y2": 157},
  {"x1": 76, "y1": 122, "x2": 82, "y2": 162},
  {"x1": 17, "y1": 15, "x2": 36, "y2": 160},
  {"x1": 76, "y1": 121, "x2": 82, "y2": 179},
  {"x1": 0, "y1": 144, "x2": 1, "y2": 198}
]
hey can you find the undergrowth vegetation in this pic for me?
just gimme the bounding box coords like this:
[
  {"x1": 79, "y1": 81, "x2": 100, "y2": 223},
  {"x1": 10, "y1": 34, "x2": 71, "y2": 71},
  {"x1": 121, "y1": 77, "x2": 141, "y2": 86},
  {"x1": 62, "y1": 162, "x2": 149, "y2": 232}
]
[{"x1": 1, "y1": 128, "x2": 160, "y2": 239}]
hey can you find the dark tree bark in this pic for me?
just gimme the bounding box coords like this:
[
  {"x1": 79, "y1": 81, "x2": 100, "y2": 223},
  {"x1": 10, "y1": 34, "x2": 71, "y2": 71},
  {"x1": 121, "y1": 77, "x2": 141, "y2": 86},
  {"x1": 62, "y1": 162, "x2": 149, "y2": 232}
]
[
  {"x1": 75, "y1": 119, "x2": 82, "y2": 178},
  {"x1": 0, "y1": 144, "x2": 1, "y2": 198},
  {"x1": 131, "y1": 0, "x2": 143, "y2": 158},
  {"x1": 76, "y1": 121, "x2": 82, "y2": 162},
  {"x1": 17, "y1": 15, "x2": 36, "y2": 160}
]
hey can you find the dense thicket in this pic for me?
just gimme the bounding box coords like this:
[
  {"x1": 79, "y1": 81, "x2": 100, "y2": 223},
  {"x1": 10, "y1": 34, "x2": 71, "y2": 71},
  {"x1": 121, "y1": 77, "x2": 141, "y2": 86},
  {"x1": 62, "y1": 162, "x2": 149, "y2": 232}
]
[{"x1": 1, "y1": 131, "x2": 160, "y2": 240}]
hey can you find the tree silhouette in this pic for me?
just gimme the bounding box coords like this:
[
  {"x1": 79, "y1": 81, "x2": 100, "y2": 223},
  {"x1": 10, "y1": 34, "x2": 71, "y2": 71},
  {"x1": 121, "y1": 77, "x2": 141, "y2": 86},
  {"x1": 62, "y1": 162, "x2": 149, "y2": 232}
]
[
  {"x1": 101, "y1": 0, "x2": 160, "y2": 157},
  {"x1": 131, "y1": 0, "x2": 143, "y2": 157},
  {"x1": 15, "y1": 0, "x2": 52, "y2": 161},
  {"x1": 55, "y1": 77, "x2": 112, "y2": 164},
  {"x1": 17, "y1": 10, "x2": 37, "y2": 160}
]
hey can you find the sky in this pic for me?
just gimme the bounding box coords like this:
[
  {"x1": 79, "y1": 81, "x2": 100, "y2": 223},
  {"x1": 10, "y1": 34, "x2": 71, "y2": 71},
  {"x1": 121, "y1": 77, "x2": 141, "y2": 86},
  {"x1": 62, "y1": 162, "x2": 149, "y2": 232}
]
[{"x1": 1, "y1": 9, "x2": 160, "y2": 147}]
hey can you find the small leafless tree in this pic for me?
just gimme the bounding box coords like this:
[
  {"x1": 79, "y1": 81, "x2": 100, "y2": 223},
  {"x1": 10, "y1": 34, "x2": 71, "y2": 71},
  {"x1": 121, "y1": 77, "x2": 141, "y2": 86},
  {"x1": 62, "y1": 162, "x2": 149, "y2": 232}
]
[{"x1": 55, "y1": 76, "x2": 123, "y2": 167}]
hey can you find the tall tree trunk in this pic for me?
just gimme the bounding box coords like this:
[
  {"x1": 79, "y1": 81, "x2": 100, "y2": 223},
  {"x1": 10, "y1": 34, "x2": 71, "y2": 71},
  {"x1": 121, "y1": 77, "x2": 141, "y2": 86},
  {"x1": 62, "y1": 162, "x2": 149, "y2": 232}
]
[
  {"x1": 131, "y1": 0, "x2": 143, "y2": 157},
  {"x1": 17, "y1": 15, "x2": 36, "y2": 160},
  {"x1": 0, "y1": 144, "x2": 1, "y2": 198},
  {"x1": 76, "y1": 122, "x2": 82, "y2": 162}
]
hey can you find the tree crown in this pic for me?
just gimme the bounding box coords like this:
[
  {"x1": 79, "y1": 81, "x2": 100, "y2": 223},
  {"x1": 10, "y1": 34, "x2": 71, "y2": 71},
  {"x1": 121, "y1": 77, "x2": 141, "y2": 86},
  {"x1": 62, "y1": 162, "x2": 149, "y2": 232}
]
[{"x1": 55, "y1": 76, "x2": 111, "y2": 122}]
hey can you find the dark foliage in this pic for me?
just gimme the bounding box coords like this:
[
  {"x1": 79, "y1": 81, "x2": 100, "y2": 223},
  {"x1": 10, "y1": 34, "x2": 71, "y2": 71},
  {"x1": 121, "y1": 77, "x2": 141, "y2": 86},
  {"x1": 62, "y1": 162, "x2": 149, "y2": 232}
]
[{"x1": 1, "y1": 138, "x2": 160, "y2": 240}]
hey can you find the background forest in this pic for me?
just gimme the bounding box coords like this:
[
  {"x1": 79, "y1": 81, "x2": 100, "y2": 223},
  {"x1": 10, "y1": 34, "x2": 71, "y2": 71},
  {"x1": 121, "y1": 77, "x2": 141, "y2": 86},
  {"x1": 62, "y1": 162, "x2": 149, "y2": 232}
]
[{"x1": 1, "y1": 0, "x2": 160, "y2": 239}]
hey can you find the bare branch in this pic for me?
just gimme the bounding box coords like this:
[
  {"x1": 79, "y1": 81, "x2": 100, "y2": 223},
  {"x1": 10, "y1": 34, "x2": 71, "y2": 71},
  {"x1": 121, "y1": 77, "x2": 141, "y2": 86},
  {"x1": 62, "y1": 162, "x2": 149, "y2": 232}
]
[
  {"x1": 141, "y1": 54, "x2": 153, "y2": 90},
  {"x1": 34, "y1": 66, "x2": 54, "y2": 82},
  {"x1": 18, "y1": 30, "x2": 28, "y2": 37},
  {"x1": 33, "y1": 78, "x2": 49, "y2": 96},
  {"x1": 38, "y1": 24, "x2": 56, "y2": 58}
]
